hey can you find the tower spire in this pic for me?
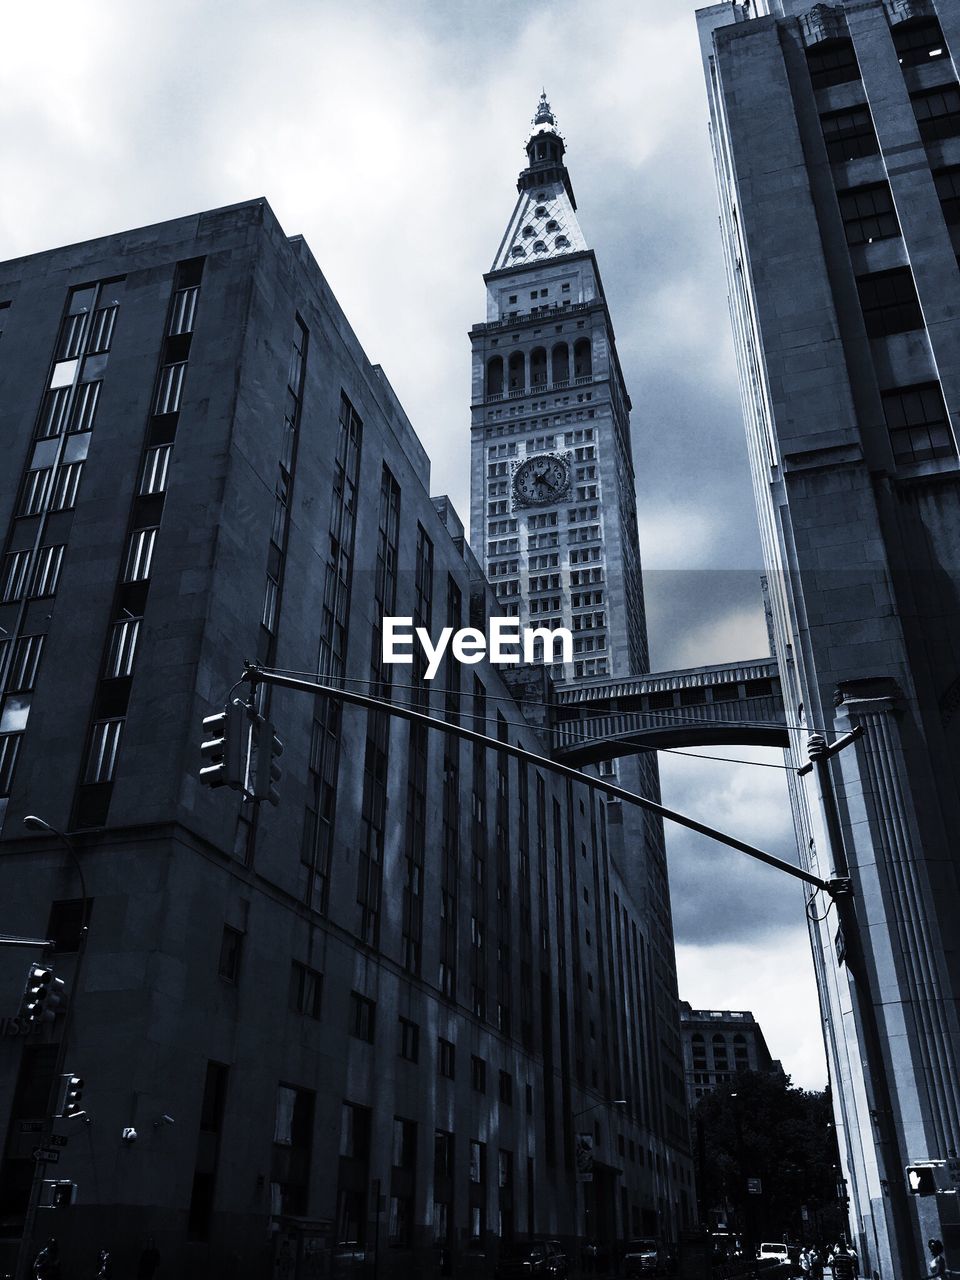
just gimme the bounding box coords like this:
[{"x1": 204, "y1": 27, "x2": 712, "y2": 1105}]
[{"x1": 489, "y1": 92, "x2": 587, "y2": 272}]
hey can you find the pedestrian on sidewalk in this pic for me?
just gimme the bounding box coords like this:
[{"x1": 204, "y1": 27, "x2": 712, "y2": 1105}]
[{"x1": 928, "y1": 1239, "x2": 947, "y2": 1279}]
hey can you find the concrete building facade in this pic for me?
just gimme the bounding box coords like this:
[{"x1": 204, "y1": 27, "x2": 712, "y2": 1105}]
[
  {"x1": 0, "y1": 199, "x2": 691, "y2": 1279},
  {"x1": 679, "y1": 1002, "x2": 781, "y2": 1109},
  {"x1": 697, "y1": 1, "x2": 960, "y2": 1274}
]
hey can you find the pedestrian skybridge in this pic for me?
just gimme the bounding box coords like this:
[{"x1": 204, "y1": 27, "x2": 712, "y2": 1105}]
[{"x1": 548, "y1": 658, "x2": 789, "y2": 766}]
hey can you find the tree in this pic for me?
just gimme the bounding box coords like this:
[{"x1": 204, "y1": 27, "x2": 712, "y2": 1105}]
[{"x1": 694, "y1": 1072, "x2": 843, "y2": 1248}]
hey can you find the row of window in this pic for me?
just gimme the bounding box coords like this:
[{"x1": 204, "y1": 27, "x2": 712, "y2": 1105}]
[{"x1": 806, "y1": 15, "x2": 948, "y2": 94}]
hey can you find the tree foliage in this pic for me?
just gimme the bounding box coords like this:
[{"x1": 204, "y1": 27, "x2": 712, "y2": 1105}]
[{"x1": 694, "y1": 1071, "x2": 844, "y2": 1246}]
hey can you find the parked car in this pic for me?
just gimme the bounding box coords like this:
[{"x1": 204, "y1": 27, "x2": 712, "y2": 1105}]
[
  {"x1": 495, "y1": 1241, "x2": 568, "y2": 1278},
  {"x1": 623, "y1": 1238, "x2": 668, "y2": 1276},
  {"x1": 757, "y1": 1242, "x2": 791, "y2": 1265}
]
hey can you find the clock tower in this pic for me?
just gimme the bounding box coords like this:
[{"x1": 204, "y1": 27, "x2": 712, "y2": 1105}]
[{"x1": 469, "y1": 92, "x2": 648, "y2": 682}]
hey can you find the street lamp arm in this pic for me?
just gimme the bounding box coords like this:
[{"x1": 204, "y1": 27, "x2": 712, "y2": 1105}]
[
  {"x1": 0, "y1": 935, "x2": 56, "y2": 949},
  {"x1": 242, "y1": 664, "x2": 835, "y2": 894},
  {"x1": 23, "y1": 816, "x2": 88, "y2": 926}
]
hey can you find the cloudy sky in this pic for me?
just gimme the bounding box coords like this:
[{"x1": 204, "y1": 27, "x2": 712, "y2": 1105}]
[{"x1": 2, "y1": 0, "x2": 826, "y2": 1086}]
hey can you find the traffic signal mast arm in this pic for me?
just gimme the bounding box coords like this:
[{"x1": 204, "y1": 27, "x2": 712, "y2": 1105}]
[{"x1": 241, "y1": 663, "x2": 841, "y2": 897}]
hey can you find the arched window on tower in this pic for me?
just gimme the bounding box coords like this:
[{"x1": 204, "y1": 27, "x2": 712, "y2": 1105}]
[
  {"x1": 530, "y1": 347, "x2": 547, "y2": 387},
  {"x1": 712, "y1": 1034, "x2": 729, "y2": 1071},
  {"x1": 508, "y1": 351, "x2": 525, "y2": 393},
  {"x1": 552, "y1": 343, "x2": 569, "y2": 386},
  {"x1": 487, "y1": 356, "x2": 503, "y2": 398},
  {"x1": 574, "y1": 337, "x2": 592, "y2": 379}
]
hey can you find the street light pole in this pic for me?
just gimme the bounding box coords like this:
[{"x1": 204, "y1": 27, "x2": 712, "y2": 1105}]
[{"x1": 13, "y1": 816, "x2": 90, "y2": 1280}]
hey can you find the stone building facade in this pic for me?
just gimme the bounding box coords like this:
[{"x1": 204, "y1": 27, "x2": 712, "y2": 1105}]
[
  {"x1": 0, "y1": 199, "x2": 691, "y2": 1278},
  {"x1": 696, "y1": 1, "x2": 960, "y2": 1274},
  {"x1": 679, "y1": 1002, "x2": 782, "y2": 1109}
]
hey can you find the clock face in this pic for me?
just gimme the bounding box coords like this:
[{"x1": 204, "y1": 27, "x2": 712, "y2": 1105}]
[{"x1": 512, "y1": 454, "x2": 570, "y2": 507}]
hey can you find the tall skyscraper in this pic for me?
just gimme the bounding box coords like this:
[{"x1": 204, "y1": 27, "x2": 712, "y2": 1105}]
[
  {"x1": 697, "y1": 2, "x2": 960, "y2": 1274},
  {"x1": 469, "y1": 93, "x2": 647, "y2": 682},
  {"x1": 0, "y1": 196, "x2": 692, "y2": 1278},
  {"x1": 468, "y1": 96, "x2": 693, "y2": 1235}
]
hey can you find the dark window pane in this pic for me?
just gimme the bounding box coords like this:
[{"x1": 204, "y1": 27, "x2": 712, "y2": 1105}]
[
  {"x1": 46, "y1": 899, "x2": 89, "y2": 952},
  {"x1": 934, "y1": 167, "x2": 960, "y2": 226},
  {"x1": 882, "y1": 382, "x2": 956, "y2": 463},
  {"x1": 837, "y1": 182, "x2": 900, "y2": 245},
  {"x1": 806, "y1": 38, "x2": 860, "y2": 90},
  {"x1": 856, "y1": 268, "x2": 923, "y2": 337},
  {"x1": 218, "y1": 925, "x2": 243, "y2": 981},
  {"x1": 912, "y1": 85, "x2": 960, "y2": 143},
  {"x1": 894, "y1": 17, "x2": 948, "y2": 68},
  {"x1": 821, "y1": 106, "x2": 880, "y2": 162}
]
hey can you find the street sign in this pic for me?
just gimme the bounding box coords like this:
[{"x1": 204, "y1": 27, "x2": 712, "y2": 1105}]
[
  {"x1": 747, "y1": 1177, "x2": 762, "y2": 1195},
  {"x1": 33, "y1": 1148, "x2": 60, "y2": 1164},
  {"x1": 835, "y1": 924, "x2": 846, "y2": 966},
  {"x1": 49, "y1": 1135, "x2": 68, "y2": 1148}
]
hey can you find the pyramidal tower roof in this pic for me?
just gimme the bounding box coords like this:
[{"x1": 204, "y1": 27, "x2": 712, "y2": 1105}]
[{"x1": 491, "y1": 92, "x2": 588, "y2": 272}]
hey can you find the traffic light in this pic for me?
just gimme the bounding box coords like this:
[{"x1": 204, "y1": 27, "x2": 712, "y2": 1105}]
[
  {"x1": 43, "y1": 1179, "x2": 78, "y2": 1207},
  {"x1": 199, "y1": 700, "x2": 247, "y2": 791},
  {"x1": 55, "y1": 1073, "x2": 85, "y2": 1119},
  {"x1": 906, "y1": 1161, "x2": 953, "y2": 1195},
  {"x1": 252, "y1": 714, "x2": 283, "y2": 805},
  {"x1": 20, "y1": 964, "x2": 65, "y2": 1024}
]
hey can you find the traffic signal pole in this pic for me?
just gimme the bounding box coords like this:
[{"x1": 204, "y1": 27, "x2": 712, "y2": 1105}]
[{"x1": 240, "y1": 663, "x2": 845, "y2": 898}]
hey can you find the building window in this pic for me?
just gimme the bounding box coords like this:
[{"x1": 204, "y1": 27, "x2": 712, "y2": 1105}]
[
  {"x1": 105, "y1": 618, "x2": 140, "y2": 679},
  {"x1": 37, "y1": 387, "x2": 71, "y2": 439},
  {"x1": 29, "y1": 545, "x2": 64, "y2": 598},
  {"x1": 155, "y1": 361, "x2": 187, "y2": 415},
  {"x1": 82, "y1": 717, "x2": 122, "y2": 784},
  {"x1": 893, "y1": 17, "x2": 947, "y2": 67},
  {"x1": 6, "y1": 634, "x2": 44, "y2": 693},
  {"x1": 471, "y1": 1055, "x2": 486, "y2": 1093},
  {"x1": 934, "y1": 167, "x2": 960, "y2": 226},
  {"x1": 912, "y1": 84, "x2": 960, "y2": 144},
  {"x1": 399, "y1": 1017, "x2": 420, "y2": 1063},
  {"x1": 271, "y1": 1084, "x2": 314, "y2": 1217},
  {"x1": 141, "y1": 444, "x2": 172, "y2": 495},
  {"x1": 70, "y1": 380, "x2": 101, "y2": 434},
  {"x1": 218, "y1": 925, "x2": 243, "y2": 982},
  {"x1": 882, "y1": 382, "x2": 956, "y2": 463},
  {"x1": 837, "y1": 182, "x2": 900, "y2": 245},
  {"x1": 0, "y1": 733, "x2": 22, "y2": 795},
  {"x1": 499, "y1": 1071, "x2": 513, "y2": 1105},
  {"x1": 19, "y1": 468, "x2": 53, "y2": 517},
  {"x1": 123, "y1": 527, "x2": 158, "y2": 582},
  {"x1": 438, "y1": 1037, "x2": 455, "y2": 1079},
  {"x1": 857, "y1": 268, "x2": 923, "y2": 337},
  {"x1": 349, "y1": 992, "x2": 376, "y2": 1043},
  {"x1": 46, "y1": 899, "x2": 87, "y2": 952},
  {"x1": 88, "y1": 305, "x2": 118, "y2": 354},
  {"x1": 1, "y1": 551, "x2": 32, "y2": 604},
  {"x1": 51, "y1": 462, "x2": 83, "y2": 511},
  {"x1": 820, "y1": 105, "x2": 880, "y2": 163},
  {"x1": 169, "y1": 286, "x2": 200, "y2": 337},
  {"x1": 806, "y1": 38, "x2": 860, "y2": 90},
  {"x1": 290, "y1": 961, "x2": 322, "y2": 1019}
]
